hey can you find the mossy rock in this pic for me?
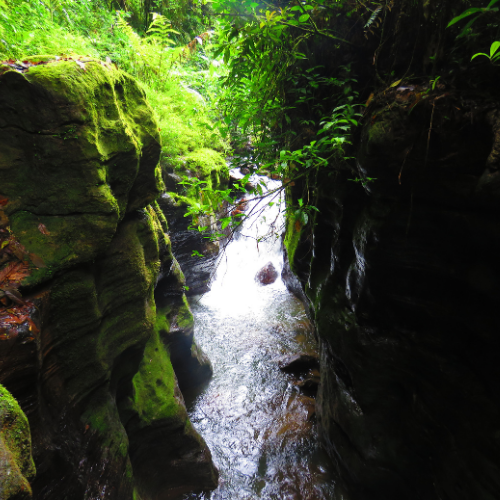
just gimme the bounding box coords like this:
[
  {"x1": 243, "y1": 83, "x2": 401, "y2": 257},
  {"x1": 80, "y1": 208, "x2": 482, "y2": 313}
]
[
  {"x1": 0, "y1": 58, "x2": 216, "y2": 499},
  {"x1": 0, "y1": 59, "x2": 163, "y2": 287},
  {"x1": 0, "y1": 385, "x2": 35, "y2": 500}
]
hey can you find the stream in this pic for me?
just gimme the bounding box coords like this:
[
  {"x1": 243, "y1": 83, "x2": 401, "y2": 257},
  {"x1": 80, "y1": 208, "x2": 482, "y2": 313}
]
[{"x1": 184, "y1": 177, "x2": 338, "y2": 500}]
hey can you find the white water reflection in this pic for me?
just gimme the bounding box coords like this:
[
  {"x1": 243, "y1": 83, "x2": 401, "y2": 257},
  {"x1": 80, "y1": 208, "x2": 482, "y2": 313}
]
[
  {"x1": 184, "y1": 176, "x2": 337, "y2": 500},
  {"x1": 201, "y1": 178, "x2": 286, "y2": 319}
]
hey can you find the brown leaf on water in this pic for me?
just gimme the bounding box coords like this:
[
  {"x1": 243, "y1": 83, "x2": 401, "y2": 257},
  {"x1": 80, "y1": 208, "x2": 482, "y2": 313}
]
[{"x1": 38, "y1": 223, "x2": 50, "y2": 235}]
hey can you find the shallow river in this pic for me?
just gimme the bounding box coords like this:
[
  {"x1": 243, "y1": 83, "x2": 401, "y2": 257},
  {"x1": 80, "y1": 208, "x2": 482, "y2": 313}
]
[{"x1": 184, "y1": 178, "x2": 337, "y2": 500}]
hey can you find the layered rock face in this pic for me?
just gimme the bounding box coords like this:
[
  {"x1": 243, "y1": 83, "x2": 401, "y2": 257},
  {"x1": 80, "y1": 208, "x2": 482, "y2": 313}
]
[
  {"x1": 0, "y1": 59, "x2": 216, "y2": 499},
  {"x1": 289, "y1": 89, "x2": 500, "y2": 499},
  {"x1": 158, "y1": 193, "x2": 221, "y2": 296}
]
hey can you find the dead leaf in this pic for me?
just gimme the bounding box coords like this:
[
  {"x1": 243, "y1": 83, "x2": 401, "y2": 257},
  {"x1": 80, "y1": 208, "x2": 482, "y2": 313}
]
[
  {"x1": 0, "y1": 261, "x2": 30, "y2": 286},
  {"x1": 0, "y1": 261, "x2": 17, "y2": 283},
  {"x1": 4, "y1": 288, "x2": 25, "y2": 306},
  {"x1": 38, "y1": 223, "x2": 50, "y2": 235},
  {"x1": 29, "y1": 253, "x2": 47, "y2": 268},
  {"x1": 75, "y1": 60, "x2": 86, "y2": 71},
  {"x1": 9, "y1": 240, "x2": 27, "y2": 260}
]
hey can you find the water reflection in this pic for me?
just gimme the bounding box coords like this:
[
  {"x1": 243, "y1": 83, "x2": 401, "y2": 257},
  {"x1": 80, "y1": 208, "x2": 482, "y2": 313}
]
[{"x1": 184, "y1": 178, "x2": 337, "y2": 500}]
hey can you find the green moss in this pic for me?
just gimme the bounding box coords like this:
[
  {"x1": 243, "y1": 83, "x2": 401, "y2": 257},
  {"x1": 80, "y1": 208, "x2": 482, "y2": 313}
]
[
  {"x1": 131, "y1": 313, "x2": 185, "y2": 426},
  {"x1": 0, "y1": 384, "x2": 35, "y2": 499},
  {"x1": 152, "y1": 200, "x2": 169, "y2": 236},
  {"x1": 26, "y1": 59, "x2": 159, "y2": 157},
  {"x1": 0, "y1": 59, "x2": 164, "y2": 289},
  {"x1": 177, "y1": 295, "x2": 194, "y2": 330},
  {"x1": 145, "y1": 83, "x2": 226, "y2": 161},
  {"x1": 155, "y1": 305, "x2": 171, "y2": 333},
  {"x1": 11, "y1": 211, "x2": 118, "y2": 287},
  {"x1": 284, "y1": 213, "x2": 302, "y2": 272},
  {"x1": 178, "y1": 148, "x2": 228, "y2": 181}
]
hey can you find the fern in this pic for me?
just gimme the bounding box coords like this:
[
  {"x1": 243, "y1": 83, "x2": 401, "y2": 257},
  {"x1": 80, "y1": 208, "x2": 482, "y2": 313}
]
[
  {"x1": 117, "y1": 15, "x2": 143, "y2": 53},
  {"x1": 147, "y1": 14, "x2": 179, "y2": 47},
  {"x1": 364, "y1": 5, "x2": 383, "y2": 29}
]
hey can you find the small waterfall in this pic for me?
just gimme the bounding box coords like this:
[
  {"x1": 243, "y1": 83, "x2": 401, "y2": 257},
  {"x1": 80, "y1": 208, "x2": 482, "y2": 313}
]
[{"x1": 184, "y1": 175, "x2": 337, "y2": 500}]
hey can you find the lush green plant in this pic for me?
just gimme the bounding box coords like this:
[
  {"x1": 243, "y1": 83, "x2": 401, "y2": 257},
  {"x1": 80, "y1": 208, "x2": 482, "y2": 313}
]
[
  {"x1": 208, "y1": 1, "x2": 362, "y2": 200},
  {"x1": 0, "y1": 0, "x2": 228, "y2": 228},
  {"x1": 471, "y1": 40, "x2": 500, "y2": 62},
  {"x1": 447, "y1": 0, "x2": 499, "y2": 38}
]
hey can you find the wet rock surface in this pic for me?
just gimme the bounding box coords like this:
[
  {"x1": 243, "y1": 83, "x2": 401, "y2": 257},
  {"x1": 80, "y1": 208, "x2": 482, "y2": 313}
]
[
  {"x1": 288, "y1": 89, "x2": 500, "y2": 500},
  {"x1": 255, "y1": 262, "x2": 278, "y2": 285},
  {"x1": 278, "y1": 353, "x2": 320, "y2": 374},
  {"x1": 0, "y1": 60, "x2": 217, "y2": 499},
  {"x1": 158, "y1": 193, "x2": 221, "y2": 296}
]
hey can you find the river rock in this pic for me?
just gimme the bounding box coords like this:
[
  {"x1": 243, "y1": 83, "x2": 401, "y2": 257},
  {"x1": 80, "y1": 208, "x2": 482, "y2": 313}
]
[
  {"x1": 0, "y1": 59, "x2": 217, "y2": 499},
  {"x1": 278, "y1": 353, "x2": 320, "y2": 373},
  {"x1": 256, "y1": 262, "x2": 278, "y2": 285},
  {"x1": 293, "y1": 370, "x2": 320, "y2": 396}
]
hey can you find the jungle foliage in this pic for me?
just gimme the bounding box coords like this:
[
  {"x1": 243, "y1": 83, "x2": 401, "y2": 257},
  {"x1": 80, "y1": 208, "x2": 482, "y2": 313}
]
[{"x1": 1, "y1": 0, "x2": 499, "y2": 245}]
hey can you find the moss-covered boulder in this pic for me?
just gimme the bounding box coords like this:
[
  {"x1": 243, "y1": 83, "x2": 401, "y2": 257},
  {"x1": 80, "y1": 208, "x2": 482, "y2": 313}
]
[
  {"x1": 0, "y1": 385, "x2": 35, "y2": 500},
  {"x1": 0, "y1": 59, "x2": 216, "y2": 499}
]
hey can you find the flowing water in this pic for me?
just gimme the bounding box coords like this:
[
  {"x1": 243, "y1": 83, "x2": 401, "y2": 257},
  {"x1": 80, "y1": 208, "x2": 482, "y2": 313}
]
[{"x1": 184, "y1": 177, "x2": 337, "y2": 500}]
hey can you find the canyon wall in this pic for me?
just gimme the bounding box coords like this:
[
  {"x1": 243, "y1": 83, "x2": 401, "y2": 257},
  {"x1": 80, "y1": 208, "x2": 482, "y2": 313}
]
[
  {"x1": 284, "y1": 1, "x2": 500, "y2": 498},
  {"x1": 0, "y1": 59, "x2": 216, "y2": 499}
]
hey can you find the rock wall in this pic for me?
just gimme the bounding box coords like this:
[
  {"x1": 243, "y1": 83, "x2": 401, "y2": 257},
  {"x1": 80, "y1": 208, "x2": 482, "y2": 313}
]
[
  {"x1": 287, "y1": 77, "x2": 500, "y2": 500},
  {"x1": 282, "y1": 2, "x2": 500, "y2": 499},
  {"x1": 0, "y1": 59, "x2": 217, "y2": 499}
]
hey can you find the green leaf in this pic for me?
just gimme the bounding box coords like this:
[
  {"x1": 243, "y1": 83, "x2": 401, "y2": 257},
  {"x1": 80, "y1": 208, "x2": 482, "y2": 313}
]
[
  {"x1": 447, "y1": 8, "x2": 484, "y2": 28},
  {"x1": 490, "y1": 41, "x2": 500, "y2": 57},
  {"x1": 298, "y1": 13, "x2": 310, "y2": 23},
  {"x1": 487, "y1": 0, "x2": 500, "y2": 8},
  {"x1": 471, "y1": 52, "x2": 489, "y2": 60},
  {"x1": 454, "y1": 16, "x2": 478, "y2": 38}
]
